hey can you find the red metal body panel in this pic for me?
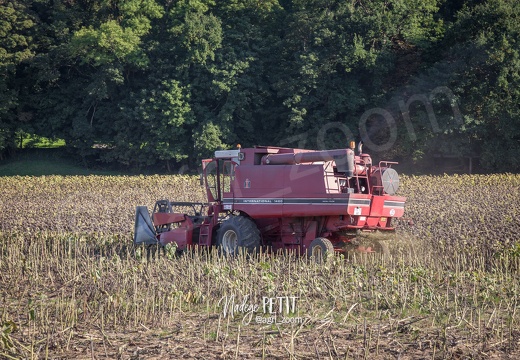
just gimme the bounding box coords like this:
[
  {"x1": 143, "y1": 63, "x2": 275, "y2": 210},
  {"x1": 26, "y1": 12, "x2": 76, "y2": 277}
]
[
  {"x1": 159, "y1": 228, "x2": 190, "y2": 249},
  {"x1": 346, "y1": 194, "x2": 372, "y2": 216},
  {"x1": 157, "y1": 217, "x2": 196, "y2": 250},
  {"x1": 153, "y1": 212, "x2": 185, "y2": 226},
  {"x1": 382, "y1": 196, "x2": 406, "y2": 218}
]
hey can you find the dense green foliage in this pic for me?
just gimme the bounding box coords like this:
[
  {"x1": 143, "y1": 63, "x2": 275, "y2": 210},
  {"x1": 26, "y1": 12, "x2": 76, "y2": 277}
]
[{"x1": 1, "y1": 0, "x2": 519, "y2": 171}]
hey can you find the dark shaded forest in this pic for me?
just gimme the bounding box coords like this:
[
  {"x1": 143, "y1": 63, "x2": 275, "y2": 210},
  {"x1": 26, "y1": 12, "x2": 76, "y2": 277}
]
[{"x1": 1, "y1": 0, "x2": 519, "y2": 172}]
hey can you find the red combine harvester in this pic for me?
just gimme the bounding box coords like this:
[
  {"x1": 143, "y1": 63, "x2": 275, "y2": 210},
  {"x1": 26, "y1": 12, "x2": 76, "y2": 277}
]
[{"x1": 134, "y1": 142, "x2": 405, "y2": 259}]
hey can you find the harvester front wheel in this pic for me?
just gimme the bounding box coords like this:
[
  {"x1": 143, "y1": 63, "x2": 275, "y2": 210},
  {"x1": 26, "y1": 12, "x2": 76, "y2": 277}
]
[
  {"x1": 307, "y1": 237, "x2": 334, "y2": 263},
  {"x1": 217, "y1": 216, "x2": 261, "y2": 256}
]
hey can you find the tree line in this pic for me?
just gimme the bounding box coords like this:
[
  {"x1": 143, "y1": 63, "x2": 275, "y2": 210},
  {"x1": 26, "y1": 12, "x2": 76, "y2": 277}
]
[{"x1": 1, "y1": 0, "x2": 519, "y2": 172}]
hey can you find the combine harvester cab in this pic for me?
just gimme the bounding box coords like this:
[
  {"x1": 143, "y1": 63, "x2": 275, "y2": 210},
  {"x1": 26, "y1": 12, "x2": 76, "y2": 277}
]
[{"x1": 134, "y1": 142, "x2": 406, "y2": 260}]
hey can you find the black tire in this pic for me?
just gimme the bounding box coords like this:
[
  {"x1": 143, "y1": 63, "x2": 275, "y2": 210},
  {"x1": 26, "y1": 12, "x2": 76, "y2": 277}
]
[
  {"x1": 307, "y1": 237, "x2": 335, "y2": 263},
  {"x1": 217, "y1": 216, "x2": 261, "y2": 256}
]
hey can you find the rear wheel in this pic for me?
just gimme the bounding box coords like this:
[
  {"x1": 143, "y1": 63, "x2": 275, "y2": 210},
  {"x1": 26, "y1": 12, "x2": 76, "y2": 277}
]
[
  {"x1": 307, "y1": 237, "x2": 335, "y2": 263},
  {"x1": 217, "y1": 215, "x2": 261, "y2": 256}
]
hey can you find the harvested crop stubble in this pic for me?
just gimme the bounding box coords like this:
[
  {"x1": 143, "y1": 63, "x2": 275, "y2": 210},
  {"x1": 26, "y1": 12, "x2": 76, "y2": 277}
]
[
  {"x1": 1, "y1": 231, "x2": 519, "y2": 359},
  {"x1": 0, "y1": 173, "x2": 519, "y2": 359},
  {"x1": 398, "y1": 174, "x2": 520, "y2": 258},
  {"x1": 0, "y1": 175, "x2": 206, "y2": 234}
]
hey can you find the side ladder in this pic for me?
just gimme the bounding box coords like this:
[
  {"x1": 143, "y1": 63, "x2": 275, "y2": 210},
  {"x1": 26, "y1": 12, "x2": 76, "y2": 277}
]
[{"x1": 198, "y1": 223, "x2": 212, "y2": 246}]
